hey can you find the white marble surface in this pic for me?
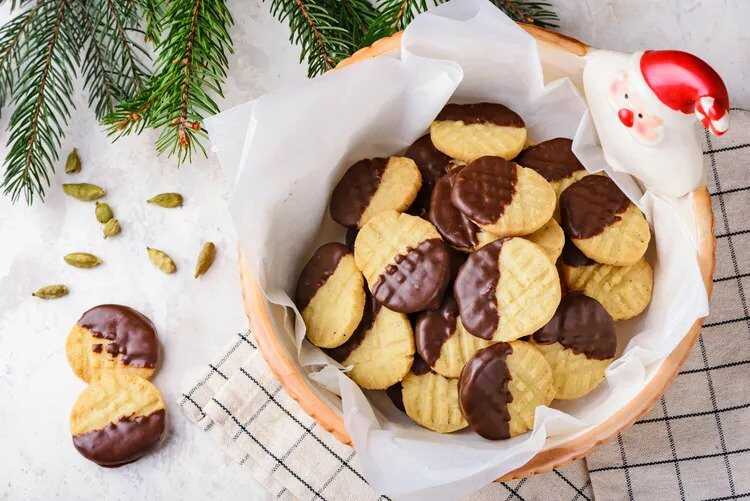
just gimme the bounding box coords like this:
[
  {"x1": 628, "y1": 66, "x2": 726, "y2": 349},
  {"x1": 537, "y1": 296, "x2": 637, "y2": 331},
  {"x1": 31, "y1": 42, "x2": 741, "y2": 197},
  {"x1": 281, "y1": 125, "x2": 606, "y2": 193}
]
[{"x1": 0, "y1": 1, "x2": 745, "y2": 500}]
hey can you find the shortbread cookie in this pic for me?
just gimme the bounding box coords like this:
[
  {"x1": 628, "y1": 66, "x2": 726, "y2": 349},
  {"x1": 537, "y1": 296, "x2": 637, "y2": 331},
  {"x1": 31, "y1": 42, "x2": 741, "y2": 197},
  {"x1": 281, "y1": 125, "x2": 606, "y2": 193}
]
[
  {"x1": 430, "y1": 103, "x2": 527, "y2": 162},
  {"x1": 454, "y1": 237, "x2": 561, "y2": 341},
  {"x1": 531, "y1": 293, "x2": 616, "y2": 399},
  {"x1": 474, "y1": 218, "x2": 564, "y2": 260},
  {"x1": 354, "y1": 211, "x2": 450, "y2": 313},
  {"x1": 296, "y1": 243, "x2": 365, "y2": 348},
  {"x1": 516, "y1": 138, "x2": 589, "y2": 200},
  {"x1": 560, "y1": 241, "x2": 653, "y2": 321},
  {"x1": 459, "y1": 341, "x2": 554, "y2": 440},
  {"x1": 70, "y1": 373, "x2": 166, "y2": 467},
  {"x1": 415, "y1": 294, "x2": 495, "y2": 378},
  {"x1": 402, "y1": 359, "x2": 468, "y2": 433},
  {"x1": 66, "y1": 304, "x2": 159, "y2": 382},
  {"x1": 325, "y1": 294, "x2": 414, "y2": 390},
  {"x1": 451, "y1": 157, "x2": 556, "y2": 237},
  {"x1": 428, "y1": 169, "x2": 496, "y2": 251},
  {"x1": 404, "y1": 134, "x2": 454, "y2": 217},
  {"x1": 560, "y1": 175, "x2": 650, "y2": 266},
  {"x1": 330, "y1": 156, "x2": 422, "y2": 228},
  {"x1": 526, "y1": 218, "x2": 565, "y2": 261}
]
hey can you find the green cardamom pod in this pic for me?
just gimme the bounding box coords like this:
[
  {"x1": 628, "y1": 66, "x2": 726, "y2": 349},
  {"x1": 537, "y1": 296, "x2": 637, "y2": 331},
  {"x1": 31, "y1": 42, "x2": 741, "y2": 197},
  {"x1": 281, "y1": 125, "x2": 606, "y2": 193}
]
[
  {"x1": 194, "y1": 241, "x2": 216, "y2": 278},
  {"x1": 32, "y1": 284, "x2": 69, "y2": 299},
  {"x1": 64, "y1": 252, "x2": 102, "y2": 268},
  {"x1": 147, "y1": 247, "x2": 177, "y2": 274},
  {"x1": 65, "y1": 148, "x2": 81, "y2": 174},
  {"x1": 147, "y1": 192, "x2": 183, "y2": 208},
  {"x1": 103, "y1": 218, "x2": 121, "y2": 238},
  {"x1": 95, "y1": 201, "x2": 114, "y2": 223},
  {"x1": 63, "y1": 183, "x2": 105, "y2": 201}
]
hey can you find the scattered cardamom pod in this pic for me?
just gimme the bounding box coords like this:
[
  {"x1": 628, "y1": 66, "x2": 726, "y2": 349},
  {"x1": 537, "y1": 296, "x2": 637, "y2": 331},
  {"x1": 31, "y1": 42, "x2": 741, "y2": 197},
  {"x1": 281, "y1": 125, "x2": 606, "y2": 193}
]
[
  {"x1": 147, "y1": 192, "x2": 183, "y2": 208},
  {"x1": 95, "y1": 201, "x2": 114, "y2": 223},
  {"x1": 64, "y1": 252, "x2": 102, "y2": 268},
  {"x1": 147, "y1": 247, "x2": 177, "y2": 274},
  {"x1": 32, "y1": 284, "x2": 69, "y2": 299},
  {"x1": 63, "y1": 183, "x2": 105, "y2": 201},
  {"x1": 103, "y1": 218, "x2": 121, "y2": 238},
  {"x1": 65, "y1": 148, "x2": 81, "y2": 174},
  {"x1": 194, "y1": 241, "x2": 216, "y2": 278}
]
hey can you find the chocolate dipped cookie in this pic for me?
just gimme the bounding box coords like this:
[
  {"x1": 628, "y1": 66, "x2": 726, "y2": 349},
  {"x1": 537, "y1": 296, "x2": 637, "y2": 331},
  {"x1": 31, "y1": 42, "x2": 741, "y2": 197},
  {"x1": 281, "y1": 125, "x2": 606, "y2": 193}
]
[
  {"x1": 330, "y1": 156, "x2": 422, "y2": 228},
  {"x1": 66, "y1": 304, "x2": 159, "y2": 382},
  {"x1": 430, "y1": 103, "x2": 527, "y2": 162}
]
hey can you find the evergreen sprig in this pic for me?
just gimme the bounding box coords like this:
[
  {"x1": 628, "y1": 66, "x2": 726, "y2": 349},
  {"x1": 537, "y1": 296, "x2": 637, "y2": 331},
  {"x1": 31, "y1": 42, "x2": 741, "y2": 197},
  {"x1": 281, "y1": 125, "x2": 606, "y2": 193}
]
[
  {"x1": 102, "y1": 0, "x2": 234, "y2": 163},
  {"x1": 2, "y1": 0, "x2": 80, "y2": 203}
]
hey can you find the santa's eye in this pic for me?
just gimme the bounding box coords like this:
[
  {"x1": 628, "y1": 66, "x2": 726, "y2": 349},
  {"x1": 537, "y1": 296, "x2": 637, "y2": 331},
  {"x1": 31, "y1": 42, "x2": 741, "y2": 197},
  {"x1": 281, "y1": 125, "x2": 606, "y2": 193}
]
[
  {"x1": 637, "y1": 113, "x2": 643, "y2": 119},
  {"x1": 624, "y1": 93, "x2": 629, "y2": 99}
]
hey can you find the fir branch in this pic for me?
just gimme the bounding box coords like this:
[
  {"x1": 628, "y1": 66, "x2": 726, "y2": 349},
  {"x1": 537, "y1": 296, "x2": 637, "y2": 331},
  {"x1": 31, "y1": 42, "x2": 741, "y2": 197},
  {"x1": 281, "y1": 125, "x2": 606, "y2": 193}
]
[
  {"x1": 77, "y1": 0, "x2": 151, "y2": 118},
  {"x1": 0, "y1": 4, "x2": 40, "y2": 116},
  {"x1": 2, "y1": 0, "x2": 80, "y2": 203},
  {"x1": 103, "y1": 0, "x2": 233, "y2": 163},
  {"x1": 324, "y1": 0, "x2": 378, "y2": 48},
  {"x1": 267, "y1": 0, "x2": 358, "y2": 77}
]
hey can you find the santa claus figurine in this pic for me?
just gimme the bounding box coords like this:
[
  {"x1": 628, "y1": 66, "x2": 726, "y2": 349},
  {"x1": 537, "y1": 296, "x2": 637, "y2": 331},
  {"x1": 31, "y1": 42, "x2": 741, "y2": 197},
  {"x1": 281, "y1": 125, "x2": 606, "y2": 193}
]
[{"x1": 583, "y1": 49, "x2": 729, "y2": 198}]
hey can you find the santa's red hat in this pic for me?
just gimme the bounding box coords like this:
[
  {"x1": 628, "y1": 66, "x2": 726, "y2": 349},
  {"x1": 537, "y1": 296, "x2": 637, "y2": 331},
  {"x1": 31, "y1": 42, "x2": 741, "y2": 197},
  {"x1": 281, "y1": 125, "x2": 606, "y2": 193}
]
[{"x1": 640, "y1": 50, "x2": 729, "y2": 136}]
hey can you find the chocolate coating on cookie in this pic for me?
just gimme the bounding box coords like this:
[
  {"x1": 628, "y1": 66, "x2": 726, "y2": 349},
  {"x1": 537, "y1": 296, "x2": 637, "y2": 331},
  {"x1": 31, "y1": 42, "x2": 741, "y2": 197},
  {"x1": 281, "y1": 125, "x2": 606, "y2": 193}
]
[
  {"x1": 386, "y1": 383, "x2": 405, "y2": 412},
  {"x1": 78, "y1": 305, "x2": 158, "y2": 368},
  {"x1": 454, "y1": 239, "x2": 503, "y2": 340},
  {"x1": 561, "y1": 239, "x2": 595, "y2": 267},
  {"x1": 295, "y1": 243, "x2": 350, "y2": 311},
  {"x1": 532, "y1": 293, "x2": 616, "y2": 360},
  {"x1": 436, "y1": 103, "x2": 524, "y2": 128},
  {"x1": 405, "y1": 134, "x2": 452, "y2": 216},
  {"x1": 429, "y1": 170, "x2": 480, "y2": 250},
  {"x1": 72, "y1": 409, "x2": 166, "y2": 467},
  {"x1": 373, "y1": 238, "x2": 450, "y2": 313},
  {"x1": 415, "y1": 295, "x2": 460, "y2": 366},
  {"x1": 330, "y1": 158, "x2": 389, "y2": 227},
  {"x1": 516, "y1": 138, "x2": 585, "y2": 182},
  {"x1": 410, "y1": 353, "x2": 432, "y2": 375},
  {"x1": 560, "y1": 176, "x2": 631, "y2": 239},
  {"x1": 451, "y1": 157, "x2": 518, "y2": 225},
  {"x1": 458, "y1": 343, "x2": 513, "y2": 440},
  {"x1": 324, "y1": 291, "x2": 381, "y2": 363}
]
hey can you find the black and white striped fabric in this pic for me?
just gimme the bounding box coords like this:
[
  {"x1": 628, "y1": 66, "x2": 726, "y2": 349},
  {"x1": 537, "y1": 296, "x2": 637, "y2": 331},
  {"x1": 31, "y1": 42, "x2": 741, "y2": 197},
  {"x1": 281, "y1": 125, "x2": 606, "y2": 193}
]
[{"x1": 179, "y1": 110, "x2": 750, "y2": 500}]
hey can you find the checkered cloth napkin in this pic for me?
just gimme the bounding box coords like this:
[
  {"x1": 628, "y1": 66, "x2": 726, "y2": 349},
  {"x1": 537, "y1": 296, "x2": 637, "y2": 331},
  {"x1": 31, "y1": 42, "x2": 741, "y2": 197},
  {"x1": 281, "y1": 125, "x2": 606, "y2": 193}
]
[{"x1": 179, "y1": 109, "x2": 750, "y2": 501}]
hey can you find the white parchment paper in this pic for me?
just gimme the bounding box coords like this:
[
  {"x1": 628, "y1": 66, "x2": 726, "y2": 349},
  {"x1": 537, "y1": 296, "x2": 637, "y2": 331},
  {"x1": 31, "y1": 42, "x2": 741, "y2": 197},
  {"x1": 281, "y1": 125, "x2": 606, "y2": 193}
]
[{"x1": 205, "y1": 1, "x2": 709, "y2": 499}]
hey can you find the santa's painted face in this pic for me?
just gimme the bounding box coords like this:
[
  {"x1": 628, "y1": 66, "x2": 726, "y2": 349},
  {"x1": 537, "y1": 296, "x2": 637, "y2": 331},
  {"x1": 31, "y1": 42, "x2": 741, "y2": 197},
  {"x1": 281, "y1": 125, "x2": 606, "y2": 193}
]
[{"x1": 608, "y1": 71, "x2": 664, "y2": 145}]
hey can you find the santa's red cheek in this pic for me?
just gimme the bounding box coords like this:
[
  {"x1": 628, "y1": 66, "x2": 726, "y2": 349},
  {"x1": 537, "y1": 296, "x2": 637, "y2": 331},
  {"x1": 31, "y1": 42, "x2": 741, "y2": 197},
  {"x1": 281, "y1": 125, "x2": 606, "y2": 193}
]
[{"x1": 618, "y1": 108, "x2": 634, "y2": 127}]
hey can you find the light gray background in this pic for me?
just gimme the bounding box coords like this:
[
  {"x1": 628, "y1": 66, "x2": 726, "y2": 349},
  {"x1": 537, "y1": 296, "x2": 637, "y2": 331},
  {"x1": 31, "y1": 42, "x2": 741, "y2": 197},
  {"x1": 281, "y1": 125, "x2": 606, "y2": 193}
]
[{"x1": 0, "y1": 1, "x2": 746, "y2": 500}]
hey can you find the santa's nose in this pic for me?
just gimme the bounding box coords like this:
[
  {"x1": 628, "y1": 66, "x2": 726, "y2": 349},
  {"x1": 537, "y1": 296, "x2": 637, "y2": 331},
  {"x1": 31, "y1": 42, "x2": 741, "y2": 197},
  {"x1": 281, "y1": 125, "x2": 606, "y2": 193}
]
[{"x1": 618, "y1": 108, "x2": 634, "y2": 127}]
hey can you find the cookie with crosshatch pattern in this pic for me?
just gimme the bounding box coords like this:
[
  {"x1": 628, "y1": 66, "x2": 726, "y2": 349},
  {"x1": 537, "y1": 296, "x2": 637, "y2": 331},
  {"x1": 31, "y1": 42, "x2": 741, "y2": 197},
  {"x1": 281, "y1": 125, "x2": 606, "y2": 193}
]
[
  {"x1": 454, "y1": 237, "x2": 561, "y2": 342},
  {"x1": 530, "y1": 293, "x2": 616, "y2": 399},
  {"x1": 330, "y1": 156, "x2": 422, "y2": 228},
  {"x1": 559, "y1": 240, "x2": 653, "y2": 321},
  {"x1": 459, "y1": 341, "x2": 554, "y2": 440},
  {"x1": 560, "y1": 174, "x2": 650, "y2": 266},
  {"x1": 415, "y1": 294, "x2": 495, "y2": 378},
  {"x1": 450, "y1": 156, "x2": 556, "y2": 238},
  {"x1": 70, "y1": 373, "x2": 166, "y2": 467},
  {"x1": 476, "y1": 217, "x2": 565, "y2": 262},
  {"x1": 353, "y1": 210, "x2": 450, "y2": 314},
  {"x1": 324, "y1": 293, "x2": 414, "y2": 390},
  {"x1": 401, "y1": 357, "x2": 468, "y2": 433},
  {"x1": 430, "y1": 103, "x2": 527, "y2": 162},
  {"x1": 515, "y1": 138, "x2": 590, "y2": 206},
  {"x1": 66, "y1": 304, "x2": 159, "y2": 382},
  {"x1": 295, "y1": 243, "x2": 365, "y2": 348}
]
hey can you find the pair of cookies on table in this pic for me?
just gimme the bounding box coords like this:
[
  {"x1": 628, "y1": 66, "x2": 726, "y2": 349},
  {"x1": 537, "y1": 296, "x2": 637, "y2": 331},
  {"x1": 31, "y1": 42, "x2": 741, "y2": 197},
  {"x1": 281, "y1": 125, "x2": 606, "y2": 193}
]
[{"x1": 66, "y1": 305, "x2": 166, "y2": 467}]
